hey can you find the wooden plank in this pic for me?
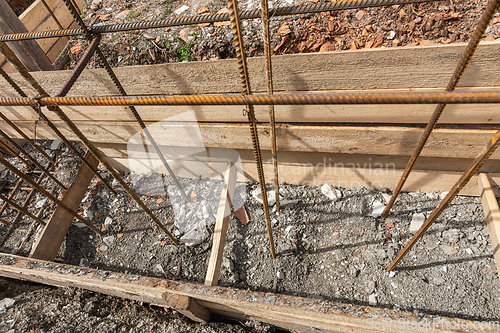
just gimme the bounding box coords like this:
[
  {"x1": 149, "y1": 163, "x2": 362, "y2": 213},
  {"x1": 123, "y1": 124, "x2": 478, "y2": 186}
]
[
  {"x1": 162, "y1": 292, "x2": 210, "y2": 323},
  {"x1": 29, "y1": 150, "x2": 98, "y2": 260},
  {"x1": 205, "y1": 162, "x2": 237, "y2": 287},
  {"x1": 478, "y1": 173, "x2": 500, "y2": 276},
  {"x1": 0, "y1": 253, "x2": 484, "y2": 333},
  {"x1": 2, "y1": 120, "x2": 500, "y2": 161},
  {"x1": 0, "y1": 0, "x2": 53, "y2": 71}
]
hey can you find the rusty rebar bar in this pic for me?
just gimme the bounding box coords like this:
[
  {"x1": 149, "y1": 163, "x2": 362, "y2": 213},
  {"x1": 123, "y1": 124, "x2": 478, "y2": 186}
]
[
  {"x1": 0, "y1": 192, "x2": 46, "y2": 226},
  {"x1": 0, "y1": 128, "x2": 68, "y2": 190},
  {"x1": 0, "y1": 39, "x2": 178, "y2": 244},
  {"x1": 228, "y1": 0, "x2": 276, "y2": 258},
  {"x1": 380, "y1": 0, "x2": 500, "y2": 223},
  {"x1": 0, "y1": 108, "x2": 55, "y2": 165},
  {"x1": 0, "y1": 178, "x2": 23, "y2": 216},
  {"x1": 387, "y1": 128, "x2": 500, "y2": 271},
  {"x1": 0, "y1": 141, "x2": 33, "y2": 169},
  {"x1": 0, "y1": 0, "x2": 439, "y2": 42},
  {"x1": 62, "y1": 0, "x2": 190, "y2": 204},
  {"x1": 0, "y1": 154, "x2": 100, "y2": 233},
  {"x1": 261, "y1": 0, "x2": 280, "y2": 213},
  {"x1": 0, "y1": 41, "x2": 117, "y2": 196},
  {"x1": 2, "y1": 91, "x2": 500, "y2": 107}
]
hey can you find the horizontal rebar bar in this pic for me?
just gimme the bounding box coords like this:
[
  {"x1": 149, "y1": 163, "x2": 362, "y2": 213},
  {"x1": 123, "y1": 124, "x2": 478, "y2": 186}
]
[
  {"x1": 2, "y1": 91, "x2": 500, "y2": 107},
  {"x1": 0, "y1": 0, "x2": 438, "y2": 42}
]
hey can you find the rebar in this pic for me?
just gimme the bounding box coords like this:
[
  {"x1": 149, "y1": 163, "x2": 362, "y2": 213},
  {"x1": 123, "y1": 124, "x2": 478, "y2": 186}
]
[
  {"x1": 228, "y1": 0, "x2": 276, "y2": 258},
  {"x1": 0, "y1": 41, "x2": 117, "y2": 196},
  {"x1": 2, "y1": 90, "x2": 500, "y2": 107},
  {"x1": 0, "y1": 128, "x2": 68, "y2": 190},
  {"x1": 0, "y1": 141, "x2": 33, "y2": 169},
  {"x1": 62, "y1": 0, "x2": 190, "y2": 204},
  {"x1": 261, "y1": 0, "x2": 280, "y2": 213},
  {"x1": 0, "y1": 178, "x2": 23, "y2": 216},
  {"x1": 380, "y1": 0, "x2": 500, "y2": 223},
  {"x1": 0, "y1": 192, "x2": 46, "y2": 226},
  {"x1": 0, "y1": 0, "x2": 438, "y2": 42},
  {"x1": 387, "y1": 128, "x2": 500, "y2": 271},
  {"x1": 0, "y1": 154, "x2": 100, "y2": 233}
]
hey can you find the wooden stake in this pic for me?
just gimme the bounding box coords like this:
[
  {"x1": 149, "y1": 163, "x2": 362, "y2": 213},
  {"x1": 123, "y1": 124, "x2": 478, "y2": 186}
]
[
  {"x1": 205, "y1": 163, "x2": 236, "y2": 286},
  {"x1": 478, "y1": 173, "x2": 500, "y2": 276}
]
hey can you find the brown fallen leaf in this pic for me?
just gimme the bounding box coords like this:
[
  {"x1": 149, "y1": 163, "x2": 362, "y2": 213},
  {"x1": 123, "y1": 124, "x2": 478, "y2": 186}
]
[
  {"x1": 156, "y1": 197, "x2": 163, "y2": 204},
  {"x1": 161, "y1": 241, "x2": 167, "y2": 245},
  {"x1": 61, "y1": 189, "x2": 68, "y2": 198},
  {"x1": 319, "y1": 42, "x2": 334, "y2": 52},
  {"x1": 117, "y1": 233, "x2": 124, "y2": 238},
  {"x1": 190, "y1": 191, "x2": 198, "y2": 202},
  {"x1": 149, "y1": 49, "x2": 156, "y2": 61},
  {"x1": 179, "y1": 28, "x2": 191, "y2": 43},
  {"x1": 373, "y1": 35, "x2": 383, "y2": 48},
  {"x1": 198, "y1": 6, "x2": 209, "y2": 14},
  {"x1": 99, "y1": 14, "x2": 110, "y2": 20},
  {"x1": 70, "y1": 43, "x2": 82, "y2": 57},
  {"x1": 277, "y1": 23, "x2": 291, "y2": 36},
  {"x1": 233, "y1": 206, "x2": 249, "y2": 226},
  {"x1": 355, "y1": 10, "x2": 364, "y2": 20}
]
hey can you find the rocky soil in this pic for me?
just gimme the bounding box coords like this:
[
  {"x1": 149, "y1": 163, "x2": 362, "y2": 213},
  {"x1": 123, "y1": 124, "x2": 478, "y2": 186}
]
[{"x1": 0, "y1": 139, "x2": 498, "y2": 332}]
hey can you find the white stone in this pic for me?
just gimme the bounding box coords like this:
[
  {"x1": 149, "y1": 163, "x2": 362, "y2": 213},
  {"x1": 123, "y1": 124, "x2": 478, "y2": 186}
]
[
  {"x1": 251, "y1": 186, "x2": 277, "y2": 206},
  {"x1": 180, "y1": 226, "x2": 209, "y2": 246},
  {"x1": 72, "y1": 222, "x2": 88, "y2": 228},
  {"x1": 50, "y1": 140, "x2": 62, "y2": 150},
  {"x1": 0, "y1": 298, "x2": 15, "y2": 312},
  {"x1": 440, "y1": 244, "x2": 458, "y2": 255},
  {"x1": 368, "y1": 294, "x2": 377, "y2": 306},
  {"x1": 433, "y1": 277, "x2": 445, "y2": 286},
  {"x1": 409, "y1": 213, "x2": 426, "y2": 233},
  {"x1": 387, "y1": 31, "x2": 396, "y2": 40},
  {"x1": 465, "y1": 248, "x2": 473, "y2": 255},
  {"x1": 381, "y1": 193, "x2": 392, "y2": 204},
  {"x1": 104, "y1": 217, "x2": 113, "y2": 226},
  {"x1": 369, "y1": 201, "x2": 386, "y2": 217},
  {"x1": 99, "y1": 245, "x2": 108, "y2": 252},
  {"x1": 277, "y1": 271, "x2": 284, "y2": 279},
  {"x1": 321, "y1": 184, "x2": 341, "y2": 201},
  {"x1": 35, "y1": 198, "x2": 47, "y2": 208},
  {"x1": 174, "y1": 5, "x2": 189, "y2": 15},
  {"x1": 389, "y1": 271, "x2": 396, "y2": 278},
  {"x1": 103, "y1": 236, "x2": 114, "y2": 246}
]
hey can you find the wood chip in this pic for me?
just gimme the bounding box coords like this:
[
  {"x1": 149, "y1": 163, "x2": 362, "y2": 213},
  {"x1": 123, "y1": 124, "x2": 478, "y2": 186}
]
[
  {"x1": 156, "y1": 197, "x2": 163, "y2": 204},
  {"x1": 190, "y1": 191, "x2": 197, "y2": 202},
  {"x1": 117, "y1": 233, "x2": 124, "y2": 238}
]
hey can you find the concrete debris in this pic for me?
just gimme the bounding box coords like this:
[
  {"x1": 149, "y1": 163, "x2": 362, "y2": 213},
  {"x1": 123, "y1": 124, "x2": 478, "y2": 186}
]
[
  {"x1": 73, "y1": 222, "x2": 88, "y2": 228},
  {"x1": 433, "y1": 277, "x2": 445, "y2": 286},
  {"x1": 409, "y1": 213, "x2": 426, "y2": 233},
  {"x1": 251, "y1": 186, "x2": 278, "y2": 206},
  {"x1": 0, "y1": 298, "x2": 15, "y2": 313},
  {"x1": 35, "y1": 198, "x2": 47, "y2": 208},
  {"x1": 277, "y1": 271, "x2": 284, "y2": 279},
  {"x1": 99, "y1": 245, "x2": 108, "y2": 252},
  {"x1": 174, "y1": 5, "x2": 189, "y2": 15},
  {"x1": 369, "y1": 201, "x2": 385, "y2": 217},
  {"x1": 440, "y1": 245, "x2": 458, "y2": 255},
  {"x1": 381, "y1": 193, "x2": 392, "y2": 204},
  {"x1": 50, "y1": 140, "x2": 62, "y2": 150},
  {"x1": 320, "y1": 184, "x2": 341, "y2": 201},
  {"x1": 180, "y1": 226, "x2": 209, "y2": 246},
  {"x1": 104, "y1": 217, "x2": 113, "y2": 226},
  {"x1": 439, "y1": 191, "x2": 449, "y2": 200},
  {"x1": 103, "y1": 236, "x2": 115, "y2": 246},
  {"x1": 389, "y1": 271, "x2": 396, "y2": 278},
  {"x1": 368, "y1": 294, "x2": 377, "y2": 306}
]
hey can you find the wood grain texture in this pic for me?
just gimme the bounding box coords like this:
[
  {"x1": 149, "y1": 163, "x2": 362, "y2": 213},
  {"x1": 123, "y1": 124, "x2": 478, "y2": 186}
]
[
  {"x1": 29, "y1": 151, "x2": 98, "y2": 260},
  {"x1": 162, "y1": 292, "x2": 210, "y2": 323},
  {"x1": 205, "y1": 163, "x2": 236, "y2": 287},
  {"x1": 0, "y1": 254, "x2": 481, "y2": 333},
  {"x1": 478, "y1": 173, "x2": 500, "y2": 276}
]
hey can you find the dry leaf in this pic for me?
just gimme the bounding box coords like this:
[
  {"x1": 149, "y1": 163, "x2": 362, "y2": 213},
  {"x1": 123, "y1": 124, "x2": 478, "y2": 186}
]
[
  {"x1": 156, "y1": 197, "x2": 163, "y2": 204},
  {"x1": 117, "y1": 233, "x2": 124, "y2": 238},
  {"x1": 277, "y1": 23, "x2": 291, "y2": 36},
  {"x1": 190, "y1": 191, "x2": 198, "y2": 202}
]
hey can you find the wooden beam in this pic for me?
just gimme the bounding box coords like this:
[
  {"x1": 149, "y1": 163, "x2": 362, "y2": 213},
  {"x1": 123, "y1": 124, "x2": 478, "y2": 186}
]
[
  {"x1": 478, "y1": 173, "x2": 500, "y2": 276},
  {"x1": 0, "y1": 0, "x2": 53, "y2": 71},
  {"x1": 0, "y1": 253, "x2": 484, "y2": 333},
  {"x1": 205, "y1": 162, "x2": 237, "y2": 286},
  {"x1": 162, "y1": 292, "x2": 210, "y2": 323},
  {"x1": 29, "y1": 150, "x2": 98, "y2": 260},
  {"x1": 3, "y1": 121, "x2": 500, "y2": 161}
]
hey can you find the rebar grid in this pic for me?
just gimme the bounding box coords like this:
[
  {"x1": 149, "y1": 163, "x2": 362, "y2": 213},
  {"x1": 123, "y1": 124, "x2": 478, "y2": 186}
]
[{"x1": 0, "y1": 0, "x2": 439, "y2": 42}]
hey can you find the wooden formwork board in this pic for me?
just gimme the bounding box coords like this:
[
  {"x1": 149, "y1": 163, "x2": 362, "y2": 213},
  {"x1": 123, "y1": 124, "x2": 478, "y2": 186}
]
[
  {"x1": 0, "y1": 253, "x2": 492, "y2": 333},
  {"x1": 0, "y1": 0, "x2": 83, "y2": 72}
]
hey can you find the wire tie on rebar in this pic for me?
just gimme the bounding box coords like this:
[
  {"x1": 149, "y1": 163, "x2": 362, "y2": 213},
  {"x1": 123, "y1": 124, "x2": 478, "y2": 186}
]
[{"x1": 242, "y1": 107, "x2": 259, "y2": 123}]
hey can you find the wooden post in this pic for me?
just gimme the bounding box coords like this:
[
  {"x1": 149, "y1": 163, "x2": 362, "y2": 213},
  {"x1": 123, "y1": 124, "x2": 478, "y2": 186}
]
[
  {"x1": 205, "y1": 163, "x2": 236, "y2": 286},
  {"x1": 0, "y1": 0, "x2": 53, "y2": 71},
  {"x1": 478, "y1": 173, "x2": 500, "y2": 277},
  {"x1": 29, "y1": 150, "x2": 98, "y2": 260}
]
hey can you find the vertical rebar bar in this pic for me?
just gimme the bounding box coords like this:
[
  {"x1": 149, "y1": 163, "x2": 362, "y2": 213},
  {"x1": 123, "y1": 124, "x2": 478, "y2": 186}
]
[
  {"x1": 380, "y1": 0, "x2": 500, "y2": 223},
  {"x1": 0, "y1": 37, "x2": 178, "y2": 244},
  {"x1": 62, "y1": 0, "x2": 190, "y2": 203},
  {"x1": 261, "y1": 0, "x2": 280, "y2": 213},
  {"x1": 387, "y1": 129, "x2": 500, "y2": 271},
  {"x1": 227, "y1": 0, "x2": 276, "y2": 258}
]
